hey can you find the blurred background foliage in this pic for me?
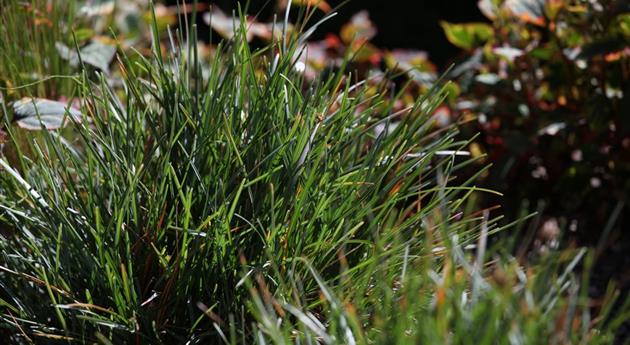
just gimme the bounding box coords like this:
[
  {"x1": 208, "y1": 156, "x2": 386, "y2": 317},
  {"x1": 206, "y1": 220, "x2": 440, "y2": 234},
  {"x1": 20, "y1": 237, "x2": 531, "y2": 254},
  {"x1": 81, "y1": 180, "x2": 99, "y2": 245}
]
[{"x1": 440, "y1": 0, "x2": 630, "y2": 288}]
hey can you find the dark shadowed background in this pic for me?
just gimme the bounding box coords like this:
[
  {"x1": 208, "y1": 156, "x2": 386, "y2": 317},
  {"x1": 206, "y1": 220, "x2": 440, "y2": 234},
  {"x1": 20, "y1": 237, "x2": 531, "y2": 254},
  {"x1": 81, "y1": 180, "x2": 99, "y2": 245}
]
[{"x1": 166, "y1": 0, "x2": 487, "y2": 68}]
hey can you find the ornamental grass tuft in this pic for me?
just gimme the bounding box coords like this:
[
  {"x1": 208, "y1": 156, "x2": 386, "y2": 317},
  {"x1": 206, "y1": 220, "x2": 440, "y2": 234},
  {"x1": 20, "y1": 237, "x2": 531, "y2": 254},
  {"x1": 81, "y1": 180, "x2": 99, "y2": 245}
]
[{"x1": 0, "y1": 1, "x2": 628, "y2": 344}]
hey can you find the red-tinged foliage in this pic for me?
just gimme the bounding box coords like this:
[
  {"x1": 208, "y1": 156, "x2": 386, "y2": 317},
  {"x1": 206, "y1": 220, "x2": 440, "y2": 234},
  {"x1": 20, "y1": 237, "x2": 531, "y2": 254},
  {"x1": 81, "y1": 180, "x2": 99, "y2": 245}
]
[{"x1": 440, "y1": 0, "x2": 630, "y2": 255}]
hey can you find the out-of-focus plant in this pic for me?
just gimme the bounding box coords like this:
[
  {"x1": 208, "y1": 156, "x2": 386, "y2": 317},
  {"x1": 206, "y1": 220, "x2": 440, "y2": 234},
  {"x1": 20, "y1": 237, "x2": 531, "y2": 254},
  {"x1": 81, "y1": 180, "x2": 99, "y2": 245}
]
[
  {"x1": 205, "y1": 6, "x2": 438, "y2": 80},
  {"x1": 440, "y1": 0, "x2": 630, "y2": 249},
  {"x1": 0, "y1": 0, "x2": 198, "y2": 99}
]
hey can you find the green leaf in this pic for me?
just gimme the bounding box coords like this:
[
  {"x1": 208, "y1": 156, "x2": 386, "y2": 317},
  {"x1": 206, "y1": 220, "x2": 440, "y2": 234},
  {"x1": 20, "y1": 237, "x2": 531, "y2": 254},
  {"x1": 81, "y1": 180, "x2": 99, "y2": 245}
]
[
  {"x1": 73, "y1": 28, "x2": 95, "y2": 42},
  {"x1": 440, "y1": 21, "x2": 493, "y2": 50},
  {"x1": 618, "y1": 14, "x2": 630, "y2": 38}
]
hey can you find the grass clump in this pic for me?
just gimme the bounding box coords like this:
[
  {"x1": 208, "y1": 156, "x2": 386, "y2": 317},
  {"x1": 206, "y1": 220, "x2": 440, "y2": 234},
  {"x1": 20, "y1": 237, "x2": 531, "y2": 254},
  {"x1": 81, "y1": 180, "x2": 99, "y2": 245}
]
[{"x1": 0, "y1": 2, "x2": 628, "y2": 344}]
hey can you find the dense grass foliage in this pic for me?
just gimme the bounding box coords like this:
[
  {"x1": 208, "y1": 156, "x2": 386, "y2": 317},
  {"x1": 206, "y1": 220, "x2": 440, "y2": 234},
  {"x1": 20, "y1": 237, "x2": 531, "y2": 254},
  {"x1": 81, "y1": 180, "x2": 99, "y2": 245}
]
[{"x1": 0, "y1": 1, "x2": 628, "y2": 344}]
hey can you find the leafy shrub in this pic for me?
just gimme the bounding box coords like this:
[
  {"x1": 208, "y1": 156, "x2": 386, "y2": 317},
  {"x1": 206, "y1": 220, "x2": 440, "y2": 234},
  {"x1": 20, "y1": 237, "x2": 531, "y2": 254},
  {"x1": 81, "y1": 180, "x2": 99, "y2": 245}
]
[{"x1": 440, "y1": 0, "x2": 630, "y2": 246}]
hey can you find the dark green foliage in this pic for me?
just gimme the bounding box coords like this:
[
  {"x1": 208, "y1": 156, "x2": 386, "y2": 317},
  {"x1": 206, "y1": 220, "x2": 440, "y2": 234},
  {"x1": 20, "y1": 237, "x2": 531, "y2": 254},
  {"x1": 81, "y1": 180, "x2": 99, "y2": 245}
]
[{"x1": 442, "y1": 0, "x2": 630, "y2": 246}]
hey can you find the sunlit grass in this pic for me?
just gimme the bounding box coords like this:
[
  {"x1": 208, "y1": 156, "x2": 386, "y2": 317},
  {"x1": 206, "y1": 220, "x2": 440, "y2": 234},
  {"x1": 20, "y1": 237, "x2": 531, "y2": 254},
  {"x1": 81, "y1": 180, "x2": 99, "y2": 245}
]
[{"x1": 0, "y1": 1, "x2": 628, "y2": 344}]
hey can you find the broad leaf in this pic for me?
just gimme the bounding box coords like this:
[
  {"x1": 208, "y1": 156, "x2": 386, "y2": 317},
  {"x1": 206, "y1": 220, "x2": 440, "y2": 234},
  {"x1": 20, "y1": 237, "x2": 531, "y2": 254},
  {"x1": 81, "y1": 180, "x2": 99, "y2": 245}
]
[
  {"x1": 203, "y1": 8, "x2": 292, "y2": 42},
  {"x1": 478, "y1": 0, "x2": 498, "y2": 20},
  {"x1": 56, "y1": 40, "x2": 117, "y2": 73},
  {"x1": 504, "y1": 0, "x2": 546, "y2": 26},
  {"x1": 441, "y1": 22, "x2": 493, "y2": 50},
  {"x1": 493, "y1": 46, "x2": 524, "y2": 61},
  {"x1": 13, "y1": 98, "x2": 82, "y2": 130},
  {"x1": 475, "y1": 73, "x2": 501, "y2": 85},
  {"x1": 340, "y1": 11, "x2": 377, "y2": 44}
]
